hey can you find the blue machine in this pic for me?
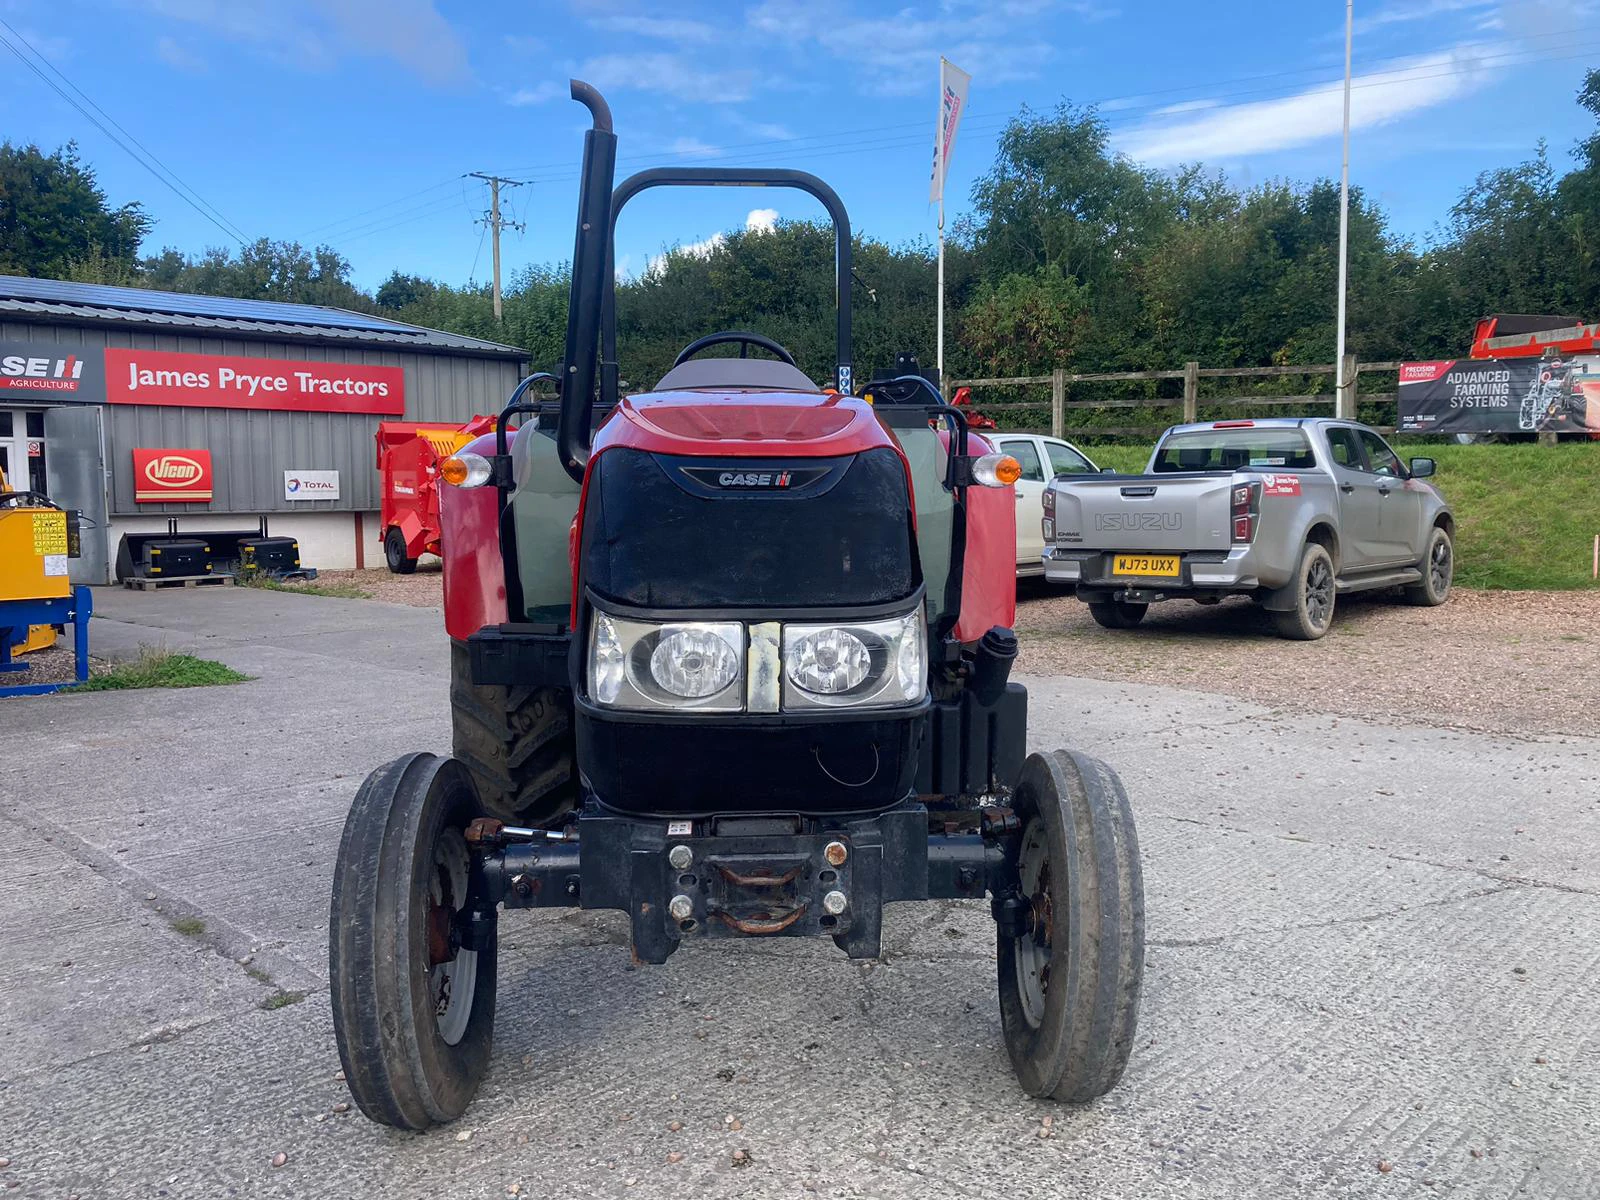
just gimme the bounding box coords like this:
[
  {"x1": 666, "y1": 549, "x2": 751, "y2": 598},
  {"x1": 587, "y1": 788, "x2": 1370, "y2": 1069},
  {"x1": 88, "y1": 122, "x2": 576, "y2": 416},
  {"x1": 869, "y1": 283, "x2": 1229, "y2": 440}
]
[{"x1": 0, "y1": 586, "x2": 94, "y2": 698}]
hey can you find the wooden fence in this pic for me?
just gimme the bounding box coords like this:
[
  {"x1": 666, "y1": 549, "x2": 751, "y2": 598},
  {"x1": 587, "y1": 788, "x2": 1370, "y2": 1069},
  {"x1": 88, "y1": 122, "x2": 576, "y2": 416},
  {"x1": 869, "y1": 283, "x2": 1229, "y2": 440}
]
[{"x1": 952, "y1": 355, "x2": 1405, "y2": 439}]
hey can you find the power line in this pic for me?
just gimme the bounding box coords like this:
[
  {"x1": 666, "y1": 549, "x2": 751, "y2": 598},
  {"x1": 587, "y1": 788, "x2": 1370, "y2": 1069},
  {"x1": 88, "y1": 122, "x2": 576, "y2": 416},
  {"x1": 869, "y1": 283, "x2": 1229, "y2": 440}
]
[
  {"x1": 301, "y1": 174, "x2": 467, "y2": 238},
  {"x1": 0, "y1": 17, "x2": 249, "y2": 245}
]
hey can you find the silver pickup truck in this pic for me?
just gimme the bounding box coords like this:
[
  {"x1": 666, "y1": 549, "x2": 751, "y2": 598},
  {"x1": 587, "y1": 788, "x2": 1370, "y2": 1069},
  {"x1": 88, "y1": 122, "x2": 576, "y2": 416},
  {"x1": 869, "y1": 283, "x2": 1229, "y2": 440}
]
[{"x1": 1041, "y1": 418, "x2": 1455, "y2": 639}]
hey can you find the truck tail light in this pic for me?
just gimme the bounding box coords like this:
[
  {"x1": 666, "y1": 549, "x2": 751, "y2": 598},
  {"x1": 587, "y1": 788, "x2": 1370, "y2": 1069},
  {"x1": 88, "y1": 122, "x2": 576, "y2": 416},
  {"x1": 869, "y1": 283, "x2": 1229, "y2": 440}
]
[
  {"x1": 1231, "y1": 481, "x2": 1261, "y2": 543},
  {"x1": 1041, "y1": 485, "x2": 1055, "y2": 542}
]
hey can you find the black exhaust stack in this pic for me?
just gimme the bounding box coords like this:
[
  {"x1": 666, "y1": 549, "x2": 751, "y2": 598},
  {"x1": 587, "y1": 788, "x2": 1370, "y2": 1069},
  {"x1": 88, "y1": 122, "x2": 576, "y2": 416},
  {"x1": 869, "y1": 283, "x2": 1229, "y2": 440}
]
[{"x1": 557, "y1": 80, "x2": 616, "y2": 484}]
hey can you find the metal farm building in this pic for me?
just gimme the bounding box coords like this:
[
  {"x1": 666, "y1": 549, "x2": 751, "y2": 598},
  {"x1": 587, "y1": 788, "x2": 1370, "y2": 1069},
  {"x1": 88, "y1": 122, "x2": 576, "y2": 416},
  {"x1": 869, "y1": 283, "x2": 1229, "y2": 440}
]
[{"x1": 0, "y1": 276, "x2": 526, "y2": 582}]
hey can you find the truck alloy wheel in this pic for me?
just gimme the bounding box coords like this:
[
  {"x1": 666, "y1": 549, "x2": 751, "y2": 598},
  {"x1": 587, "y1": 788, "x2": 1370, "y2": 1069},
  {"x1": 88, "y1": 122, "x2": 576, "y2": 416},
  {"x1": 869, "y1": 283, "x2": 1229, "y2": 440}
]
[
  {"x1": 330, "y1": 753, "x2": 497, "y2": 1129},
  {"x1": 1404, "y1": 526, "x2": 1454, "y2": 607},
  {"x1": 1272, "y1": 541, "x2": 1336, "y2": 640},
  {"x1": 997, "y1": 750, "x2": 1144, "y2": 1102}
]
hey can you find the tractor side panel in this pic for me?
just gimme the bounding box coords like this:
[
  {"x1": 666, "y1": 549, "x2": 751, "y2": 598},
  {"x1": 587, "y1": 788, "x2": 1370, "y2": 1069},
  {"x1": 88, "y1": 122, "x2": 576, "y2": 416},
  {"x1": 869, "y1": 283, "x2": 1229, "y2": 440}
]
[
  {"x1": 441, "y1": 432, "x2": 507, "y2": 641},
  {"x1": 953, "y1": 432, "x2": 1017, "y2": 642}
]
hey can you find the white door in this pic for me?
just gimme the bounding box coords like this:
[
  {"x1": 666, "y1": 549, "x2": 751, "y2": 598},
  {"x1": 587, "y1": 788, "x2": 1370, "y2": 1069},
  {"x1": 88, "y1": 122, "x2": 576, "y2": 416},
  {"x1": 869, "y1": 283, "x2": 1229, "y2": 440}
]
[
  {"x1": 997, "y1": 436, "x2": 1047, "y2": 569},
  {"x1": 0, "y1": 409, "x2": 46, "y2": 495}
]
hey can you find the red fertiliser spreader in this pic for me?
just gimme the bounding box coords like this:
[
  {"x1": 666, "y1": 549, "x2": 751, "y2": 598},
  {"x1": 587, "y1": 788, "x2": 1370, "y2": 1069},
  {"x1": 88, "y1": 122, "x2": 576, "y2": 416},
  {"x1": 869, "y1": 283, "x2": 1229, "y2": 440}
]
[{"x1": 374, "y1": 415, "x2": 500, "y2": 573}]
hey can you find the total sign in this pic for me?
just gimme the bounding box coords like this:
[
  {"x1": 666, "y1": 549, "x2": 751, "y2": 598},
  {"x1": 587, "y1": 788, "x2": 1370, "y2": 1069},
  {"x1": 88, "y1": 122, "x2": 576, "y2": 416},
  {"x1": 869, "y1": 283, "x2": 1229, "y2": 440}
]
[
  {"x1": 285, "y1": 470, "x2": 340, "y2": 501},
  {"x1": 134, "y1": 448, "x2": 213, "y2": 503}
]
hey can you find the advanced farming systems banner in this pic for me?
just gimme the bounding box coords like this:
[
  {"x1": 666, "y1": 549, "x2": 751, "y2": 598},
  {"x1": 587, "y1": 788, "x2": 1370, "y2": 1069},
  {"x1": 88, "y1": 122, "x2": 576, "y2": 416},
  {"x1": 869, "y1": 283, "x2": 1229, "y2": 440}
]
[{"x1": 1398, "y1": 358, "x2": 1600, "y2": 435}]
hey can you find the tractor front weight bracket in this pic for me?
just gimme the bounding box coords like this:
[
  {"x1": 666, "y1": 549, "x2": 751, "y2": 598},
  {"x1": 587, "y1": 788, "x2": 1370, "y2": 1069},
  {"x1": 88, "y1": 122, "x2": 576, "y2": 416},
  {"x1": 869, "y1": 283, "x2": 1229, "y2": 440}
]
[{"x1": 471, "y1": 800, "x2": 1019, "y2": 965}]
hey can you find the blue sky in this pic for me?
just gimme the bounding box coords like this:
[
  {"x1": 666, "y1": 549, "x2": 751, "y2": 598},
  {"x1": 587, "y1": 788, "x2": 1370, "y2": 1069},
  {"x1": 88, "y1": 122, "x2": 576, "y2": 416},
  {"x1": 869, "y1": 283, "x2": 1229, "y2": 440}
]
[{"x1": 4, "y1": 0, "x2": 1599, "y2": 291}]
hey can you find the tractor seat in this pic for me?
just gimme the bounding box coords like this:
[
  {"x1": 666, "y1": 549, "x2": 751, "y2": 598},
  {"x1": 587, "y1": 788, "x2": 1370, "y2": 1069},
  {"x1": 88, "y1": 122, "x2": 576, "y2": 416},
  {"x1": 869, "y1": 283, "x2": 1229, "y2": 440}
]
[{"x1": 654, "y1": 357, "x2": 820, "y2": 393}]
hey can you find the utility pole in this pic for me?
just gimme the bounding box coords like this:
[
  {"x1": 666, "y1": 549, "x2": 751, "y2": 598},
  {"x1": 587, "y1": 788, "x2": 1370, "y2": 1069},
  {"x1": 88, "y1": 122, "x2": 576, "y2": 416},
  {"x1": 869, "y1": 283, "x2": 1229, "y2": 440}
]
[{"x1": 470, "y1": 173, "x2": 527, "y2": 322}]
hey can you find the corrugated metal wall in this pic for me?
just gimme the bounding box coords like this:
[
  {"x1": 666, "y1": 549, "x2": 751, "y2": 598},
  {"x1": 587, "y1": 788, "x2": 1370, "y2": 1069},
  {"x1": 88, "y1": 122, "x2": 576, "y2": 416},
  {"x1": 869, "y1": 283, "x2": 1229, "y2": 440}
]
[{"x1": 4, "y1": 319, "x2": 525, "y2": 515}]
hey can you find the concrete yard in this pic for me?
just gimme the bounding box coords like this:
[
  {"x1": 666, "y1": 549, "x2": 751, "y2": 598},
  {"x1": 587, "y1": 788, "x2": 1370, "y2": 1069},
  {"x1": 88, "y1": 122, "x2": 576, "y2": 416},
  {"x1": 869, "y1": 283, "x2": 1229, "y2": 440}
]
[{"x1": 2, "y1": 586, "x2": 1597, "y2": 1198}]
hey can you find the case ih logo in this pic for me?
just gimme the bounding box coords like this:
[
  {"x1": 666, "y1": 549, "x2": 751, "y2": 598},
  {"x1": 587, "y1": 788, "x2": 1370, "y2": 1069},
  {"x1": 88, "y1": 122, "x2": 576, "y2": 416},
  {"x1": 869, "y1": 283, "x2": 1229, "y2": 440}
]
[
  {"x1": 682, "y1": 466, "x2": 828, "y2": 490},
  {"x1": 0, "y1": 352, "x2": 85, "y2": 392},
  {"x1": 133, "y1": 448, "x2": 213, "y2": 503}
]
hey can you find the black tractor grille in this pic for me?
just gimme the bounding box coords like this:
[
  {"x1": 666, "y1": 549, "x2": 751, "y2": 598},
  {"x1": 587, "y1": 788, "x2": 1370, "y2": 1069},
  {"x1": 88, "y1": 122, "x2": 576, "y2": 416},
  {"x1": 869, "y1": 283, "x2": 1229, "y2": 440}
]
[{"x1": 580, "y1": 448, "x2": 917, "y2": 609}]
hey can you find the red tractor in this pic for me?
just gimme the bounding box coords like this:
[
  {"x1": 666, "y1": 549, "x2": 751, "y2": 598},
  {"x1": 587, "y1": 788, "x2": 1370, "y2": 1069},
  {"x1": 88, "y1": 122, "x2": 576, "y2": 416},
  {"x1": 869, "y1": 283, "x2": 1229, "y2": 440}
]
[{"x1": 329, "y1": 81, "x2": 1144, "y2": 1129}]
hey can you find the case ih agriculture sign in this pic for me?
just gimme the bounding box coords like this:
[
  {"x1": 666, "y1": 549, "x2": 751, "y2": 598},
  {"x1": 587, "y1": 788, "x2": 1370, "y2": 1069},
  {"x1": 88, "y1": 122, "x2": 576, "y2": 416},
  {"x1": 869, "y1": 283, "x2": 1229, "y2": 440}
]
[
  {"x1": 133, "y1": 448, "x2": 214, "y2": 503},
  {"x1": 1399, "y1": 358, "x2": 1600, "y2": 434},
  {"x1": 104, "y1": 349, "x2": 404, "y2": 415},
  {"x1": 0, "y1": 342, "x2": 103, "y2": 400}
]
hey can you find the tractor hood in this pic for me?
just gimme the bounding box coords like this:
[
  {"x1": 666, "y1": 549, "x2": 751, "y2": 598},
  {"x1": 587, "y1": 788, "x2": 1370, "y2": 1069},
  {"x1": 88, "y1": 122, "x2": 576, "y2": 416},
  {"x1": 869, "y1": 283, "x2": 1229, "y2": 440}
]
[{"x1": 595, "y1": 391, "x2": 901, "y2": 461}]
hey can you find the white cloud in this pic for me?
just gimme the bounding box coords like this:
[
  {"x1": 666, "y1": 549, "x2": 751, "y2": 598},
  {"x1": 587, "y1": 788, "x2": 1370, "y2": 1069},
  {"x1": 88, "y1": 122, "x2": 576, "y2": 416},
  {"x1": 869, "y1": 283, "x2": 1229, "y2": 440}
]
[
  {"x1": 132, "y1": 0, "x2": 471, "y2": 85},
  {"x1": 746, "y1": 0, "x2": 1064, "y2": 95},
  {"x1": 669, "y1": 137, "x2": 724, "y2": 158},
  {"x1": 155, "y1": 35, "x2": 207, "y2": 71},
  {"x1": 590, "y1": 15, "x2": 719, "y2": 43},
  {"x1": 1352, "y1": 0, "x2": 1496, "y2": 33},
  {"x1": 577, "y1": 51, "x2": 755, "y2": 102},
  {"x1": 506, "y1": 81, "x2": 563, "y2": 106},
  {"x1": 645, "y1": 209, "x2": 780, "y2": 277},
  {"x1": 1116, "y1": 47, "x2": 1495, "y2": 167},
  {"x1": 1150, "y1": 98, "x2": 1219, "y2": 116}
]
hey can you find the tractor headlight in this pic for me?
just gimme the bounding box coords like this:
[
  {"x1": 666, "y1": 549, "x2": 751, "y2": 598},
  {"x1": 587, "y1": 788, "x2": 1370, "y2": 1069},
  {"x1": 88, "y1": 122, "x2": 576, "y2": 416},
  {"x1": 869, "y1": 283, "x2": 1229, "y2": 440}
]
[
  {"x1": 588, "y1": 613, "x2": 744, "y2": 712},
  {"x1": 782, "y1": 609, "x2": 925, "y2": 710}
]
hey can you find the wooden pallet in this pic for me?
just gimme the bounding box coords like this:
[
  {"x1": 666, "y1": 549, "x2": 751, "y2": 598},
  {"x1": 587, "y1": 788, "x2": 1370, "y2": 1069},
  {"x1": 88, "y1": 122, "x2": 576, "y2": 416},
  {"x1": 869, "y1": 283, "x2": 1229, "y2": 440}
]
[{"x1": 123, "y1": 574, "x2": 234, "y2": 591}]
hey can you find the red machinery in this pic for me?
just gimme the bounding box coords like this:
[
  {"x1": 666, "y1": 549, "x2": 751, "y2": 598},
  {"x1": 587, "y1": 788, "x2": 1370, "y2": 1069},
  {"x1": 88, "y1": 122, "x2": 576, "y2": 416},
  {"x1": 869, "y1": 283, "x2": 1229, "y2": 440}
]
[
  {"x1": 374, "y1": 416, "x2": 498, "y2": 573},
  {"x1": 1470, "y1": 313, "x2": 1596, "y2": 359}
]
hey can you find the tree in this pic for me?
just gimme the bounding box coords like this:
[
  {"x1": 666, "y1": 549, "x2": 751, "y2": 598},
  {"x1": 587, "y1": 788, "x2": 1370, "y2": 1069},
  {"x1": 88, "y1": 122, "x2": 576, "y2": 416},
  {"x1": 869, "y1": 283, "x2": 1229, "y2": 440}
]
[{"x1": 0, "y1": 141, "x2": 151, "y2": 278}]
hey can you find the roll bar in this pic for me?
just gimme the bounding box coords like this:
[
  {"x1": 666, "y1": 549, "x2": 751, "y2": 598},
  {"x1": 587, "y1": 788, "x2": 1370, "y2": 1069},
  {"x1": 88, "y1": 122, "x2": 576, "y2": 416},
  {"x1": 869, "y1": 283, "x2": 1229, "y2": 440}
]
[
  {"x1": 599, "y1": 168, "x2": 853, "y2": 410},
  {"x1": 554, "y1": 81, "x2": 855, "y2": 483},
  {"x1": 556, "y1": 81, "x2": 617, "y2": 483}
]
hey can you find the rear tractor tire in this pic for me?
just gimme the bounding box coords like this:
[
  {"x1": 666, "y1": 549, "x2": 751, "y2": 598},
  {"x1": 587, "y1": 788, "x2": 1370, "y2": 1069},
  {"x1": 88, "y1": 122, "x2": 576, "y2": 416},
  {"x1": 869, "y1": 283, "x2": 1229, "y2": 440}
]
[
  {"x1": 1087, "y1": 600, "x2": 1148, "y2": 630},
  {"x1": 330, "y1": 753, "x2": 497, "y2": 1130},
  {"x1": 384, "y1": 527, "x2": 418, "y2": 575},
  {"x1": 1403, "y1": 525, "x2": 1453, "y2": 607},
  {"x1": 1271, "y1": 541, "x2": 1335, "y2": 641},
  {"x1": 449, "y1": 639, "x2": 575, "y2": 825},
  {"x1": 997, "y1": 749, "x2": 1145, "y2": 1103}
]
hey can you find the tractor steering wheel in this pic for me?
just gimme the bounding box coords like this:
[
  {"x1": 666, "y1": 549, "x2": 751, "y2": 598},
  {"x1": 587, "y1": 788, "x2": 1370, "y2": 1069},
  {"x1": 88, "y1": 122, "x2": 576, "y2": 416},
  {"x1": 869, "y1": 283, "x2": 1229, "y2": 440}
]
[{"x1": 671, "y1": 330, "x2": 797, "y2": 368}]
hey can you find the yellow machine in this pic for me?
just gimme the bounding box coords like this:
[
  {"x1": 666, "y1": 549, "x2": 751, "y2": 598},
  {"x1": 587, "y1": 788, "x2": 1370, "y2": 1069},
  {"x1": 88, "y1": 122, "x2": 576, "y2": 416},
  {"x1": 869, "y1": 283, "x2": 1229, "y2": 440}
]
[{"x1": 0, "y1": 464, "x2": 68, "y2": 654}]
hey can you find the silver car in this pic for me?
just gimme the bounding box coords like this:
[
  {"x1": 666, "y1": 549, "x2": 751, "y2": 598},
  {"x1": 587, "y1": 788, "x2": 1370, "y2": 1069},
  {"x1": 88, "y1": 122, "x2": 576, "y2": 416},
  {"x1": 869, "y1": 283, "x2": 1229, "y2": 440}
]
[{"x1": 1041, "y1": 418, "x2": 1455, "y2": 640}]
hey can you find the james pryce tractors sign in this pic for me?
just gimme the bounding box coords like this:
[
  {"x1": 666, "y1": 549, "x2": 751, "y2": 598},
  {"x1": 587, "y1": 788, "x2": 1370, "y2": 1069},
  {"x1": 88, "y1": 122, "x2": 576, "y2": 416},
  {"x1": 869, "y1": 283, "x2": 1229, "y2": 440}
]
[{"x1": 104, "y1": 349, "x2": 404, "y2": 414}]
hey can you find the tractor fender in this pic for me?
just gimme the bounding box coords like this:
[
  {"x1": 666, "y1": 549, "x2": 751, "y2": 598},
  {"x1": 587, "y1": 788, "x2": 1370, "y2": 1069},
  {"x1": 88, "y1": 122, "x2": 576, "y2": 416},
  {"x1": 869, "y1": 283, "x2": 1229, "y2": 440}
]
[{"x1": 441, "y1": 431, "x2": 508, "y2": 641}]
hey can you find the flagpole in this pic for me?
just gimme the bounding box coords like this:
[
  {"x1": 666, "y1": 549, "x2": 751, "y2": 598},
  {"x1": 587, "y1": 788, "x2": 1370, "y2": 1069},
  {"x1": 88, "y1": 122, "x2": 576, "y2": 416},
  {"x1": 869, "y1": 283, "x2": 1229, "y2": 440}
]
[
  {"x1": 936, "y1": 57, "x2": 946, "y2": 385},
  {"x1": 1335, "y1": 0, "x2": 1353, "y2": 417}
]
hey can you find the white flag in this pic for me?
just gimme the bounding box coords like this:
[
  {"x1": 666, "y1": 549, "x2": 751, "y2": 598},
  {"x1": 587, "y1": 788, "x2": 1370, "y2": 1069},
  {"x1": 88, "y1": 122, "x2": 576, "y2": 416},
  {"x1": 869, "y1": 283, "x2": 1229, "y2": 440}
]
[{"x1": 930, "y1": 57, "x2": 971, "y2": 204}]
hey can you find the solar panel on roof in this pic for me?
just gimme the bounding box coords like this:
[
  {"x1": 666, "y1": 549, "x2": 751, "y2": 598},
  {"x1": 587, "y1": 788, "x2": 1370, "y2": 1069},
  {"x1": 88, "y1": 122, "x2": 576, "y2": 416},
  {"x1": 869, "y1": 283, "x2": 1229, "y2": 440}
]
[{"x1": 0, "y1": 274, "x2": 423, "y2": 335}]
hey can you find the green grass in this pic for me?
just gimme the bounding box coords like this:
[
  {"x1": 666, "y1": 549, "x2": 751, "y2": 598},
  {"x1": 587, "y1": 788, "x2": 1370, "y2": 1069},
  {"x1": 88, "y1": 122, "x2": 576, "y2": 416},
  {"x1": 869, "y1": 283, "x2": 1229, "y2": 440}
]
[
  {"x1": 1074, "y1": 440, "x2": 1600, "y2": 590},
  {"x1": 170, "y1": 916, "x2": 206, "y2": 937},
  {"x1": 260, "y1": 989, "x2": 306, "y2": 1011},
  {"x1": 69, "y1": 647, "x2": 251, "y2": 692},
  {"x1": 241, "y1": 575, "x2": 373, "y2": 600}
]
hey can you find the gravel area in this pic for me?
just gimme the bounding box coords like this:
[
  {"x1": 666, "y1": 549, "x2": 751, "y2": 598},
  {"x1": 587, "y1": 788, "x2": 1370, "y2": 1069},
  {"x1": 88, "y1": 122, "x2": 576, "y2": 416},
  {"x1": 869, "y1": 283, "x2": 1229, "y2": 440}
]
[
  {"x1": 1016, "y1": 584, "x2": 1600, "y2": 737},
  {"x1": 0, "y1": 643, "x2": 111, "y2": 690},
  {"x1": 311, "y1": 563, "x2": 444, "y2": 607}
]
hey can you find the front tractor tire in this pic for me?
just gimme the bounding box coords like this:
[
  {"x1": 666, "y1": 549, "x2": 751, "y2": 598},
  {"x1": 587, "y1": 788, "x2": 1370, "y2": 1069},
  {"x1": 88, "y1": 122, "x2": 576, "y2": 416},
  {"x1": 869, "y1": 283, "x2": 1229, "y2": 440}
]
[
  {"x1": 330, "y1": 753, "x2": 497, "y2": 1130},
  {"x1": 998, "y1": 749, "x2": 1145, "y2": 1103},
  {"x1": 384, "y1": 527, "x2": 418, "y2": 575},
  {"x1": 449, "y1": 639, "x2": 575, "y2": 825}
]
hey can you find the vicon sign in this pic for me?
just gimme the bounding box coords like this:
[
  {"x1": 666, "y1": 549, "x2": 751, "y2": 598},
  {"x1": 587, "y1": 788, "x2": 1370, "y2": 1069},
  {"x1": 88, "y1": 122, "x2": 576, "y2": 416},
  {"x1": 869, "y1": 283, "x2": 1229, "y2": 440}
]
[{"x1": 133, "y1": 448, "x2": 213, "y2": 503}]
